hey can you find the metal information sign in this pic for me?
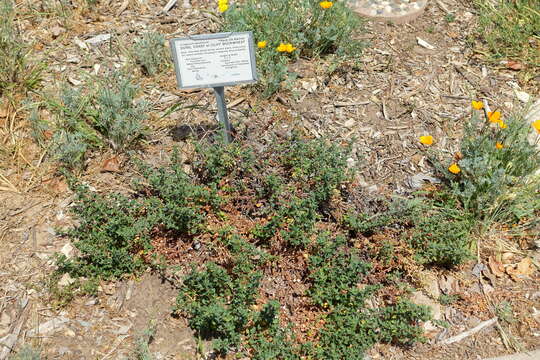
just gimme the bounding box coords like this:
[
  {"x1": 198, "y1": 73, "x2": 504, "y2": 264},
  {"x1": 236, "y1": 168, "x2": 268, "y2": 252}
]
[{"x1": 170, "y1": 32, "x2": 258, "y2": 142}]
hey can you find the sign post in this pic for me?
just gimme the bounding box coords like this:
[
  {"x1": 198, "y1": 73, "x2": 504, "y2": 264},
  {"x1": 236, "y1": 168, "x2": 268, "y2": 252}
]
[{"x1": 169, "y1": 32, "x2": 258, "y2": 143}]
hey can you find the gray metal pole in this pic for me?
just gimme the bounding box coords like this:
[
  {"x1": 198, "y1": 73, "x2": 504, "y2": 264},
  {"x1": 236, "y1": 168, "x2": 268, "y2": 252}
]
[{"x1": 213, "y1": 86, "x2": 232, "y2": 143}]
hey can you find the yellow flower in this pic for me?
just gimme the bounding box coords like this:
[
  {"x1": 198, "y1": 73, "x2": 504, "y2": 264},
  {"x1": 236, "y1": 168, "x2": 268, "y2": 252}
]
[
  {"x1": 471, "y1": 100, "x2": 484, "y2": 110},
  {"x1": 319, "y1": 1, "x2": 333, "y2": 9},
  {"x1": 277, "y1": 43, "x2": 296, "y2": 53},
  {"x1": 533, "y1": 120, "x2": 540, "y2": 134},
  {"x1": 218, "y1": 3, "x2": 228, "y2": 12},
  {"x1": 257, "y1": 40, "x2": 267, "y2": 49},
  {"x1": 487, "y1": 111, "x2": 501, "y2": 123},
  {"x1": 496, "y1": 142, "x2": 504, "y2": 150},
  {"x1": 498, "y1": 121, "x2": 507, "y2": 129},
  {"x1": 448, "y1": 163, "x2": 461, "y2": 174},
  {"x1": 419, "y1": 135, "x2": 434, "y2": 146},
  {"x1": 285, "y1": 43, "x2": 296, "y2": 53}
]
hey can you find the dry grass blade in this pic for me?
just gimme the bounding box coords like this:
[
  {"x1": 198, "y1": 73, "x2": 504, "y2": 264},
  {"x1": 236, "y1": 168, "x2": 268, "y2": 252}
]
[{"x1": 0, "y1": 173, "x2": 19, "y2": 193}]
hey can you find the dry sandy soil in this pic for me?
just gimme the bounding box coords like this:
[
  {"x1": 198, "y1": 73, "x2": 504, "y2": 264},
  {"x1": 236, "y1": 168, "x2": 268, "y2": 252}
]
[{"x1": 1, "y1": 0, "x2": 539, "y2": 359}]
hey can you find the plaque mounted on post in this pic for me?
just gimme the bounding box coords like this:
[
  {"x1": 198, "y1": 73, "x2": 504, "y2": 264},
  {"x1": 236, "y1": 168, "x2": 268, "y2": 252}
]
[{"x1": 169, "y1": 31, "x2": 258, "y2": 142}]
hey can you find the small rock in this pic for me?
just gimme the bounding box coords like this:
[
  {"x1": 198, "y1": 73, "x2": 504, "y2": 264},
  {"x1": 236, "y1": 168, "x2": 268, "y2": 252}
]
[
  {"x1": 102, "y1": 283, "x2": 115, "y2": 295},
  {"x1": 58, "y1": 347, "x2": 72, "y2": 356},
  {"x1": 416, "y1": 37, "x2": 435, "y2": 50},
  {"x1": 515, "y1": 90, "x2": 530, "y2": 103},
  {"x1": 114, "y1": 324, "x2": 131, "y2": 335},
  {"x1": 60, "y1": 243, "x2": 74, "y2": 259},
  {"x1": 344, "y1": 119, "x2": 356, "y2": 128},
  {"x1": 74, "y1": 37, "x2": 89, "y2": 51},
  {"x1": 78, "y1": 320, "x2": 92, "y2": 328},
  {"x1": 532, "y1": 307, "x2": 540, "y2": 324},
  {"x1": 50, "y1": 25, "x2": 65, "y2": 38},
  {"x1": 58, "y1": 273, "x2": 75, "y2": 287},
  {"x1": 85, "y1": 298, "x2": 98, "y2": 306},
  {"x1": 424, "y1": 274, "x2": 440, "y2": 299},
  {"x1": 64, "y1": 328, "x2": 76, "y2": 337},
  {"x1": 27, "y1": 317, "x2": 69, "y2": 336},
  {"x1": 66, "y1": 55, "x2": 80, "y2": 64},
  {"x1": 471, "y1": 262, "x2": 486, "y2": 277},
  {"x1": 0, "y1": 312, "x2": 11, "y2": 328},
  {"x1": 439, "y1": 275, "x2": 458, "y2": 294},
  {"x1": 422, "y1": 320, "x2": 439, "y2": 337},
  {"x1": 524, "y1": 99, "x2": 540, "y2": 150},
  {"x1": 85, "y1": 33, "x2": 111, "y2": 45},
  {"x1": 411, "y1": 291, "x2": 442, "y2": 320}
]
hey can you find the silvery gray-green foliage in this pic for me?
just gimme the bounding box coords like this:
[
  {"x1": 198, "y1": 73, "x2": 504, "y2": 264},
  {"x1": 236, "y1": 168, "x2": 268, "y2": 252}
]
[
  {"x1": 10, "y1": 345, "x2": 41, "y2": 360},
  {"x1": 133, "y1": 32, "x2": 168, "y2": 76},
  {"x1": 34, "y1": 72, "x2": 147, "y2": 169},
  {"x1": 433, "y1": 109, "x2": 540, "y2": 225},
  {"x1": 94, "y1": 73, "x2": 148, "y2": 151},
  {"x1": 51, "y1": 130, "x2": 89, "y2": 170}
]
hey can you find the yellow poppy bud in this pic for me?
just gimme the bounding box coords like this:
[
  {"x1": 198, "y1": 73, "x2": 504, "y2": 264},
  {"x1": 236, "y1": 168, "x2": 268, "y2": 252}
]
[
  {"x1": 257, "y1": 40, "x2": 267, "y2": 49},
  {"x1": 495, "y1": 142, "x2": 504, "y2": 150},
  {"x1": 487, "y1": 111, "x2": 501, "y2": 123},
  {"x1": 533, "y1": 120, "x2": 540, "y2": 134},
  {"x1": 419, "y1": 135, "x2": 433, "y2": 145},
  {"x1": 471, "y1": 101, "x2": 484, "y2": 110},
  {"x1": 319, "y1": 1, "x2": 333, "y2": 9},
  {"x1": 448, "y1": 163, "x2": 461, "y2": 174},
  {"x1": 498, "y1": 121, "x2": 507, "y2": 129}
]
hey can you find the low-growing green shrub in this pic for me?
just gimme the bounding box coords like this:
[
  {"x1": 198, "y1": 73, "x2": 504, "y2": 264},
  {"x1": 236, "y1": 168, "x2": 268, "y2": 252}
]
[
  {"x1": 308, "y1": 234, "x2": 375, "y2": 308},
  {"x1": 56, "y1": 186, "x2": 155, "y2": 279},
  {"x1": 316, "y1": 300, "x2": 430, "y2": 360},
  {"x1": 193, "y1": 141, "x2": 255, "y2": 185},
  {"x1": 175, "y1": 262, "x2": 262, "y2": 354},
  {"x1": 406, "y1": 200, "x2": 474, "y2": 268},
  {"x1": 58, "y1": 135, "x2": 444, "y2": 358},
  {"x1": 343, "y1": 211, "x2": 394, "y2": 236},
  {"x1": 222, "y1": 0, "x2": 364, "y2": 96},
  {"x1": 308, "y1": 234, "x2": 431, "y2": 360},
  {"x1": 133, "y1": 32, "x2": 169, "y2": 76},
  {"x1": 57, "y1": 156, "x2": 219, "y2": 279}
]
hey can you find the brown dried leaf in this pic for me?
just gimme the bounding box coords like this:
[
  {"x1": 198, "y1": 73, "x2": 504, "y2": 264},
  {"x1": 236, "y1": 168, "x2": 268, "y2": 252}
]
[
  {"x1": 0, "y1": 104, "x2": 8, "y2": 118},
  {"x1": 43, "y1": 130, "x2": 54, "y2": 140},
  {"x1": 101, "y1": 156, "x2": 121, "y2": 173},
  {"x1": 506, "y1": 60, "x2": 523, "y2": 71},
  {"x1": 488, "y1": 256, "x2": 505, "y2": 277},
  {"x1": 516, "y1": 257, "x2": 534, "y2": 277},
  {"x1": 506, "y1": 258, "x2": 535, "y2": 281},
  {"x1": 43, "y1": 177, "x2": 68, "y2": 194}
]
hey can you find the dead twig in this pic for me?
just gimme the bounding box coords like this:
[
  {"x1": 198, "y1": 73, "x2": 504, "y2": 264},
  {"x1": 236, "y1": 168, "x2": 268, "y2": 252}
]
[
  {"x1": 0, "y1": 173, "x2": 19, "y2": 193},
  {"x1": 0, "y1": 298, "x2": 28, "y2": 360},
  {"x1": 434, "y1": 0, "x2": 452, "y2": 15},
  {"x1": 439, "y1": 317, "x2": 498, "y2": 345}
]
